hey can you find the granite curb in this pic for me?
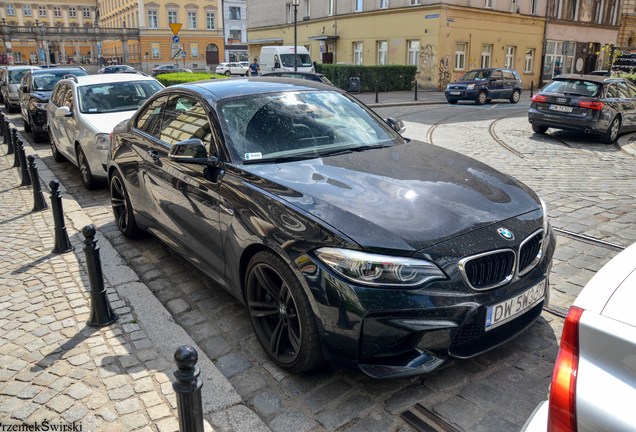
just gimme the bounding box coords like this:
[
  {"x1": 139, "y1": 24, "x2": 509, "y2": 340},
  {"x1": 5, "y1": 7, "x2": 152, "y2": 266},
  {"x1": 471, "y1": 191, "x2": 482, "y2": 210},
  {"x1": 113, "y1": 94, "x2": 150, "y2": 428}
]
[{"x1": 0, "y1": 121, "x2": 271, "y2": 432}]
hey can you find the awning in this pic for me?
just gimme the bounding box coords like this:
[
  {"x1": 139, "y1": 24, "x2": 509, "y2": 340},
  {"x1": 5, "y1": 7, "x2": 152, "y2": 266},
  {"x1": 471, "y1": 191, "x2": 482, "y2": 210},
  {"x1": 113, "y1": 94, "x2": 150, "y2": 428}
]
[
  {"x1": 247, "y1": 38, "x2": 284, "y2": 45},
  {"x1": 309, "y1": 35, "x2": 339, "y2": 41}
]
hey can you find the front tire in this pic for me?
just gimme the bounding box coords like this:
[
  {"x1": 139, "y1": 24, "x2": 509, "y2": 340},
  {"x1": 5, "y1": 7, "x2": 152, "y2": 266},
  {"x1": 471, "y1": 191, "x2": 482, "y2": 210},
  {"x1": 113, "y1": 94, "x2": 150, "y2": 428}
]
[
  {"x1": 476, "y1": 91, "x2": 488, "y2": 105},
  {"x1": 224, "y1": 71, "x2": 231, "y2": 76},
  {"x1": 510, "y1": 90, "x2": 521, "y2": 104},
  {"x1": 110, "y1": 171, "x2": 144, "y2": 238},
  {"x1": 76, "y1": 145, "x2": 97, "y2": 190},
  {"x1": 246, "y1": 251, "x2": 324, "y2": 373},
  {"x1": 23, "y1": 116, "x2": 32, "y2": 132},
  {"x1": 600, "y1": 116, "x2": 621, "y2": 144}
]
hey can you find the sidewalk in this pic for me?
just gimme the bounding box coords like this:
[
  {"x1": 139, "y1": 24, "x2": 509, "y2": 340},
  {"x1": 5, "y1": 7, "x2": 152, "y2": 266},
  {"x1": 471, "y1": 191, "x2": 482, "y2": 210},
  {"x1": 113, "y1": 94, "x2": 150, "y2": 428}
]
[{"x1": 0, "y1": 128, "x2": 270, "y2": 430}]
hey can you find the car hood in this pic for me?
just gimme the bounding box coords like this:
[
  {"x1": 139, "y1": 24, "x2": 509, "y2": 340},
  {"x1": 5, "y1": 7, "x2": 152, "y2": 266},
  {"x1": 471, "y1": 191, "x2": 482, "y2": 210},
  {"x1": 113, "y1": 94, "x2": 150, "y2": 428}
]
[
  {"x1": 83, "y1": 111, "x2": 137, "y2": 133},
  {"x1": 31, "y1": 90, "x2": 52, "y2": 102},
  {"x1": 241, "y1": 141, "x2": 541, "y2": 252},
  {"x1": 448, "y1": 79, "x2": 485, "y2": 86}
]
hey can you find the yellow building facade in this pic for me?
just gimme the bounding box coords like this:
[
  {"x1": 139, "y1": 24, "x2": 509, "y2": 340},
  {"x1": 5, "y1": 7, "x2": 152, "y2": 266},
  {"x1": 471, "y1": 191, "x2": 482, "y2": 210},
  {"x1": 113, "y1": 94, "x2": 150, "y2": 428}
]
[
  {"x1": 97, "y1": 0, "x2": 225, "y2": 72},
  {"x1": 247, "y1": 4, "x2": 545, "y2": 90}
]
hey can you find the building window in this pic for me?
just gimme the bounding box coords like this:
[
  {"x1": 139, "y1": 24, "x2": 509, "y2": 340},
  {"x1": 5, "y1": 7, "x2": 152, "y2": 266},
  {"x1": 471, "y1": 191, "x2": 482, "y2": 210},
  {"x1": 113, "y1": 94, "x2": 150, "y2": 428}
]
[
  {"x1": 328, "y1": 0, "x2": 334, "y2": 15},
  {"x1": 23, "y1": 5, "x2": 32, "y2": 17},
  {"x1": 606, "y1": 0, "x2": 617, "y2": 25},
  {"x1": 505, "y1": 46, "x2": 515, "y2": 69},
  {"x1": 69, "y1": 7, "x2": 76, "y2": 18},
  {"x1": 303, "y1": 0, "x2": 310, "y2": 17},
  {"x1": 525, "y1": 48, "x2": 534, "y2": 73},
  {"x1": 481, "y1": 44, "x2": 492, "y2": 68},
  {"x1": 148, "y1": 10, "x2": 158, "y2": 29},
  {"x1": 377, "y1": 41, "x2": 388, "y2": 65},
  {"x1": 380, "y1": 0, "x2": 389, "y2": 9},
  {"x1": 407, "y1": 40, "x2": 420, "y2": 67},
  {"x1": 6, "y1": 4, "x2": 15, "y2": 16},
  {"x1": 206, "y1": 12, "x2": 215, "y2": 30},
  {"x1": 53, "y1": 7, "x2": 61, "y2": 18},
  {"x1": 355, "y1": 0, "x2": 363, "y2": 12},
  {"x1": 229, "y1": 6, "x2": 241, "y2": 20},
  {"x1": 549, "y1": 0, "x2": 562, "y2": 18},
  {"x1": 83, "y1": 8, "x2": 91, "y2": 19},
  {"x1": 151, "y1": 43, "x2": 160, "y2": 58},
  {"x1": 229, "y1": 29, "x2": 241, "y2": 41},
  {"x1": 353, "y1": 42, "x2": 363, "y2": 65},
  {"x1": 187, "y1": 11, "x2": 197, "y2": 29},
  {"x1": 510, "y1": 0, "x2": 517, "y2": 12},
  {"x1": 485, "y1": 0, "x2": 494, "y2": 8},
  {"x1": 409, "y1": 0, "x2": 420, "y2": 5},
  {"x1": 39, "y1": 6, "x2": 47, "y2": 17},
  {"x1": 191, "y1": 43, "x2": 198, "y2": 58},
  {"x1": 287, "y1": 4, "x2": 292, "y2": 23},
  {"x1": 530, "y1": 0, "x2": 538, "y2": 14},
  {"x1": 168, "y1": 10, "x2": 178, "y2": 24},
  {"x1": 455, "y1": 42, "x2": 467, "y2": 70}
]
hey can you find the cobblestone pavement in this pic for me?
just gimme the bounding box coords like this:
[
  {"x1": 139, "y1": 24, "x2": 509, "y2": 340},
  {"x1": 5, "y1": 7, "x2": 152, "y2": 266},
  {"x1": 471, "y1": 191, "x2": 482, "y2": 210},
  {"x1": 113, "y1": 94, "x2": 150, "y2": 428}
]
[{"x1": 2, "y1": 96, "x2": 635, "y2": 432}]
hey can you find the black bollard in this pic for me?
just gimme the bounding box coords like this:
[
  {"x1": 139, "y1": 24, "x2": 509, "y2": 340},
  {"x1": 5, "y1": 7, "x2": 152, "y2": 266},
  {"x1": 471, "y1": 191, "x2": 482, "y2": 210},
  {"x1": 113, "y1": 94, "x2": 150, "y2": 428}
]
[
  {"x1": 49, "y1": 180, "x2": 74, "y2": 254},
  {"x1": 82, "y1": 224, "x2": 118, "y2": 327},
  {"x1": 530, "y1": 81, "x2": 534, "y2": 98},
  {"x1": 27, "y1": 156, "x2": 47, "y2": 212},
  {"x1": 12, "y1": 129, "x2": 20, "y2": 168},
  {"x1": 173, "y1": 346, "x2": 204, "y2": 432},
  {"x1": 0, "y1": 112, "x2": 4, "y2": 138},
  {"x1": 7, "y1": 127, "x2": 16, "y2": 156},
  {"x1": 414, "y1": 81, "x2": 418, "y2": 101},
  {"x1": 17, "y1": 139, "x2": 31, "y2": 187},
  {"x1": 2, "y1": 118, "x2": 7, "y2": 145}
]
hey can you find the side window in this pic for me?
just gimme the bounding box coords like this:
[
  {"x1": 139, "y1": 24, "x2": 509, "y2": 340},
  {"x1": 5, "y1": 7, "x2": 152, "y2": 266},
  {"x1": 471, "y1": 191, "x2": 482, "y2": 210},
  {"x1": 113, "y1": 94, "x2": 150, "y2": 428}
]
[
  {"x1": 503, "y1": 70, "x2": 514, "y2": 80},
  {"x1": 491, "y1": 70, "x2": 503, "y2": 80},
  {"x1": 62, "y1": 87, "x2": 75, "y2": 110},
  {"x1": 160, "y1": 95, "x2": 213, "y2": 152},
  {"x1": 51, "y1": 83, "x2": 67, "y2": 106},
  {"x1": 606, "y1": 84, "x2": 619, "y2": 98},
  {"x1": 135, "y1": 96, "x2": 167, "y2": 139},
  {"x1": 624, "y1": 81, "x2": 636, "y2": 98},
  {"x1": 617, "y1": 82, "x2": 632, "y2": 98}
]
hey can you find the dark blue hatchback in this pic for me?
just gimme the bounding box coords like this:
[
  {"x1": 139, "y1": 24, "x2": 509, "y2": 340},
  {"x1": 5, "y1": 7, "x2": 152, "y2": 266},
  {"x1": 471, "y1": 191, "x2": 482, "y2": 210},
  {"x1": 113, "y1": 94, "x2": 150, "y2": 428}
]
[{"x1": 445, "y1": 68, "x2": 522, "y2": 105}]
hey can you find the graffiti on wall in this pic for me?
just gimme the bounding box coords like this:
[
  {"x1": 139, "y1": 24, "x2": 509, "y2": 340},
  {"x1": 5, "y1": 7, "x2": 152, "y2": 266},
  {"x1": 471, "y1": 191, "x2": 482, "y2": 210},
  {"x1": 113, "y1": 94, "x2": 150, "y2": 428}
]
[
  {"x1": 420, "y1": 44, "x2": 437, "y2": 83},
  {"x1": 438, "y1": 56, "x2": 451, "y2": 90}
]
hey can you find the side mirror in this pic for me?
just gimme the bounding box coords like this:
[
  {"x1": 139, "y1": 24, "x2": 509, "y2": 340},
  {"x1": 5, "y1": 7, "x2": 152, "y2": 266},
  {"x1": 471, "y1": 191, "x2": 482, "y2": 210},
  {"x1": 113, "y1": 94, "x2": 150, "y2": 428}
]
[
  {"x1": 168, "y1": 138, "x2": 219, "y2": 166},
  {"x1": 386, "y1": 117, "x2": 405, "y2": 134},
  {"x1": 54, "y1": 106, "x2": 72, "y2": 117},
  {"x1": 274, "y1": 62, "x2": 281, "y2": 69}
]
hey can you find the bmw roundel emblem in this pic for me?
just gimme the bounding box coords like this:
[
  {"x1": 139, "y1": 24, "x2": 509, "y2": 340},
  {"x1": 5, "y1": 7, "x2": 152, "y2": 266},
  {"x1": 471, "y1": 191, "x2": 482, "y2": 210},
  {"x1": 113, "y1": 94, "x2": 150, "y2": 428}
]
[{"x1": 497, "y1": 227, "x2": 514, "y2": 241}]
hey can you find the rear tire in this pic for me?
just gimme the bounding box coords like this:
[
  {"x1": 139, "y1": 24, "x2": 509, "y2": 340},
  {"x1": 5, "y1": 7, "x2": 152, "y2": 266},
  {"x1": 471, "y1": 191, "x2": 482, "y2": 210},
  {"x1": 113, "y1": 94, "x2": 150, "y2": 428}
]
[
  {"x1": 600, "y1": 116, "x2": 621, "y2": 144},
  {"x1": 532, "y1": 124, "x2": 548, "y2": 134},
  {"x1": 76, "y1": 145, "x2": 97, "y2": 190},
  {"x1": 510, "y1": 90, "x2": 521, "y2": 104},
  {"x1": 50, "y1": 132, "x2": 67, "y2": 162},
  {"x1": 224, "y1": 71, "x2": 231, "y2": 76}
]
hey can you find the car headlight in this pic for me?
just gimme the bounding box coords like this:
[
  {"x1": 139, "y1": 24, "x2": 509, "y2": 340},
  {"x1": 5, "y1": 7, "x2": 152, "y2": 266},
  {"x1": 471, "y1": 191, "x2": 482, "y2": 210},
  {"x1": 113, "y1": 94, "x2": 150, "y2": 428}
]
[
  {"x1": 467, "y1": 84, "x2": 476, "y2": 90},
  {"x1": 95, "y1": 133, "x2": 111, "y2": 150},
  {"x1": 314, "y1": 247, "x2": 447, "y2": 287}
]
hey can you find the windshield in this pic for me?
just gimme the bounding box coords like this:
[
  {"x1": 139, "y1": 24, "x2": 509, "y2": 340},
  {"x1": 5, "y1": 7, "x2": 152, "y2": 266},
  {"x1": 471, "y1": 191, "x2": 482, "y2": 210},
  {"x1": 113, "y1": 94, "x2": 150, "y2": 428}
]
[
  {"x1": 33, "y1": 71, "x2": 88, "y2": 91},
  {"x1": 78, "y1": 80, "x2": 163, "y2": 114},
  {"x1": 219, "y1": 90, "x2": 403, "y2": 163},
  {"x1": 542, "y1": 79, "x2": 601, "y2": 97},
  {"x1": 280, "y1": 53, "x2": 313, "y2": 68},
  {"x1": 9, "y1": 69, "x2": 31, "y2": 84},
  {"x1": 459, "y1": 70, "x2": 491, "y2": 81}
]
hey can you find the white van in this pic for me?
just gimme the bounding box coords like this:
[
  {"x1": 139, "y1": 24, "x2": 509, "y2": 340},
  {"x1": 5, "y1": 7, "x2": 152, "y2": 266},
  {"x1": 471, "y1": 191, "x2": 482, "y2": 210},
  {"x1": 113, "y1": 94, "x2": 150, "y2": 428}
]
[{"x1": 259, "y1": 46, "x2": 314, "y2": 73}]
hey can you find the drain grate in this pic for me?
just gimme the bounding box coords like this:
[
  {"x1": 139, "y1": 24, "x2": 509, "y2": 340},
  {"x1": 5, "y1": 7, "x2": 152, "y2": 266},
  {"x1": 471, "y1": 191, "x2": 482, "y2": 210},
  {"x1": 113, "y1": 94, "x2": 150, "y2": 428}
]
[{"x1": 400, "y1": 403, "x2": 464, "y2": 432}]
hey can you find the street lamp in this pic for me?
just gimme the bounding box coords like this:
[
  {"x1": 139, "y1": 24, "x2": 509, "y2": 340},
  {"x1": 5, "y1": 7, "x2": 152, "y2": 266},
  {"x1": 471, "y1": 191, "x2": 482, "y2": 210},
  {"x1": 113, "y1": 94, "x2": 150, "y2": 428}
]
[{"x1": 292, "y1": 0, "x2": 299, "y2": 71}]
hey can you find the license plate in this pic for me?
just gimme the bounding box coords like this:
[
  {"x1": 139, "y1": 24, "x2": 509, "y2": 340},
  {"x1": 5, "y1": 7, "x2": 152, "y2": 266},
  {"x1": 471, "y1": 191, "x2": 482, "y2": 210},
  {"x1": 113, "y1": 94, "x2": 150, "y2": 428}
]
[
  {"x1": 485, "y1": 281, "x2": 545, "y2": 331},
  {"x1": 450, "y1": 91, "x2": 461, "y2": 95},
  {"x1": 549, "y1": 104, "x2": 573, "y2": 113}
]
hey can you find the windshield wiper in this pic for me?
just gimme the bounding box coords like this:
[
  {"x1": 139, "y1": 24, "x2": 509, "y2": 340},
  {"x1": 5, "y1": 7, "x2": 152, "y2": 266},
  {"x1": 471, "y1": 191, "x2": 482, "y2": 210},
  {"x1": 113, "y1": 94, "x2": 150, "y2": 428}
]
[
  {"x1": 243, "y1": 154, "x2": 317, "y2": 164},
  {"x1": 319, "y1": 144, "x2": 391, "y2": 157},
  {"x1": 563, "y1": 92, "x2": 583, "y2": 96}
]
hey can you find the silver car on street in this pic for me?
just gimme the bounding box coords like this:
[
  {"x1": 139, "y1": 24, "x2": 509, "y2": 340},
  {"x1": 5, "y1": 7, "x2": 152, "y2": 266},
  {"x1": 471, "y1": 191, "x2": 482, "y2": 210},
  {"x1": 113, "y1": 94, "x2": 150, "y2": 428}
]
[{"x1": 47, "y1": 74, "x2": 163, "y2": 189}]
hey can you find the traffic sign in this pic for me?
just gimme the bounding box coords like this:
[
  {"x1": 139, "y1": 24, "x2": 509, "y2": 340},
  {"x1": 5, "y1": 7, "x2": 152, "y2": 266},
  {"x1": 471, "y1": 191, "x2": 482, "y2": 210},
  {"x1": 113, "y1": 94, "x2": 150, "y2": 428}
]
[
  {"x1": 172, "y1": 36, "x2": 180, "y2": 43},
  {"x1": 181, "y1": 51, "x2": 186, "y2": 58},
  {"x1": 169, "y1": 23, "x2": 182, "y2": 36}
]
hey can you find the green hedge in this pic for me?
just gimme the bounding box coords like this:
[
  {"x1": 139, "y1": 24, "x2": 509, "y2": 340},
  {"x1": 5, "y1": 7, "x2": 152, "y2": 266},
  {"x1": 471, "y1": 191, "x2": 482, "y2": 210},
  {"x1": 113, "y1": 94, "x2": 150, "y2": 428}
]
[
  {"x1": 315, "y1": 64, "x2": 417, "y2": 92},
  {"x1": 156, "y1": 72, "x2": 226, "y2": 86}
]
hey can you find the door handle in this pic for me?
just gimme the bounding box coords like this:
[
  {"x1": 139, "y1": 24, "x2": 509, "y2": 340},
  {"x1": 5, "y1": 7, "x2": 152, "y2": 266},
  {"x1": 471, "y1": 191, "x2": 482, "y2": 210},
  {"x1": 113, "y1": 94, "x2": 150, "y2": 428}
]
[{"x1": 147, "y1": 149, "x2": 160, "y2": 162}]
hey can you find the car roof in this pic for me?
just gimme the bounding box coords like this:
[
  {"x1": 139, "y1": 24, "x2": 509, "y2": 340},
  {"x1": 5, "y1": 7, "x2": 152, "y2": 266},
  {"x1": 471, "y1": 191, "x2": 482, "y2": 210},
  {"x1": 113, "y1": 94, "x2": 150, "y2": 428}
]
[
  {"x1": 3, "y1": 65, "x2": 41, "y2": 70},
  {"x1": 64, "y1": 73, "x2": 158, "y2": 86},
  {"x1": 169, "y1": 77, "x2": 341, "y2": 102},
  {"x1": 31, "y1": 67, "x2": 87, "y2": 75},
  {"x1": 553, "y1": 73, "x2": 625, "y2": 83}
]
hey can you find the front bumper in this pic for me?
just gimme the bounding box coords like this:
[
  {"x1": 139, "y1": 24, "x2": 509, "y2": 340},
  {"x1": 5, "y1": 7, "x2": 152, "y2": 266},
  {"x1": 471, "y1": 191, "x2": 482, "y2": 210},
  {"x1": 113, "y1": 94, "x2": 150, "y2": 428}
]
[
  {"x1": 298, "y1": 224, "x2": 556, "y2": 378},
  {"x1": 30, "y1": 108, "x2": 48, "y2": 133},
  {"x1": 445, "y1": 89, "x2": 479, "y2": 101}
]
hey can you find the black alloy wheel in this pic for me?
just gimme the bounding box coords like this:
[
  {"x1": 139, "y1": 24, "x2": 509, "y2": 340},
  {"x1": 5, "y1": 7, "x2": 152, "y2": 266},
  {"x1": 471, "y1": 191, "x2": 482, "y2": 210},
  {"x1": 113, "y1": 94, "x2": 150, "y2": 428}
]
[
  {"x1": 76, "y1": 145, "x2": 97, "y2": 190},
  {"x1": 110, "y1": 171, "x2": 144, "y2": 238},
  {"x1": 246, "y1": 251, "x2": 324, "y2": 373}
]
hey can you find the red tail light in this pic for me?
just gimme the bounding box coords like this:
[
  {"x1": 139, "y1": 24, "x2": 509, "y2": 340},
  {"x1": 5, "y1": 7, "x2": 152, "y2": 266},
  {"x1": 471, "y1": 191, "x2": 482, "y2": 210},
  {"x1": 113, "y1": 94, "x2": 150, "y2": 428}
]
[
  {"x1": 547, "y1": 306, "x2": 583, "y2": 432},
  {"x1": 578, "y1": 101, "x2": 604, "y2": 110},
  {"x1": 532, "y1": 94, "x2": 547, "y2": 103}
]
